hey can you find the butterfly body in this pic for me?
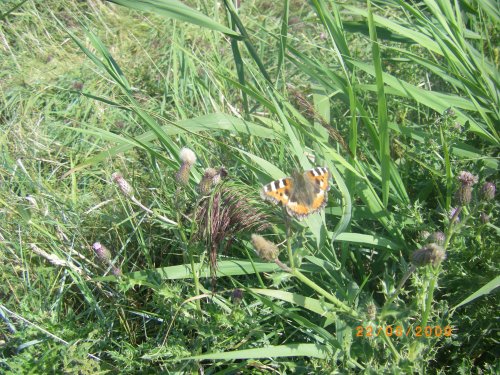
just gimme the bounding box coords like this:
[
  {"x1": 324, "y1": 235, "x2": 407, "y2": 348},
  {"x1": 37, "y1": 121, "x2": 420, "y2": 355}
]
[{"x1": 261, "y1": 167, "x2": 330, "y2": 220}]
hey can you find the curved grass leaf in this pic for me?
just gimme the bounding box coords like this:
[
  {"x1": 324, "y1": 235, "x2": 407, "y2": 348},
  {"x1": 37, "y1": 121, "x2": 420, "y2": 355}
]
[
  {"x1": 96, "y1": 259, "x2": 281, "y2": 284},
  {"x1": 309, "y1": 0, "x2": 351, "y2": 77},
  {"x1": 106, "y1": 0, "x2": 240, "y2": 38},
  {"x1": 477, "y1": 0, "x2": 500, "y2": 22},
  {"x1": 223, "y1": 0, "x2": 272, "y2": 83},
  {"x1": 238, "y1": 149, "x2": 286, "y2": 180},
  {"x1": 269, "y1": 93, "x2": 309, "y2": 169},
  {"x1": 328, "y1": 163, "x2": 352, "y2": 242},
  {"x1": 452, "y1": 275, "x2": 500, "y2": 311},
  {"x1": 183, "y1": 343, "x2": 329, "y2": 360},
  {"x1": 335, "y1": 232, "x2": 401, "y2": 251},
  {"x1": 367, "y1": 0, "x2": 390, "y2": 208}
]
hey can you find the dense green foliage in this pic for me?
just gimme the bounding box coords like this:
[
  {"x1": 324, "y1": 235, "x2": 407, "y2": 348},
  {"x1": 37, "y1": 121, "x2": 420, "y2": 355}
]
[{"x1": 1, "y1": 0, "x2": 498, "y2": 373}]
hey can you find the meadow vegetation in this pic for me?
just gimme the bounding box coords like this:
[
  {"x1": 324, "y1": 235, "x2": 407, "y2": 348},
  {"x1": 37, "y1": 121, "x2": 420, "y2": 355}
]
[{"x1": 0, "y1": 0, "x2": 498, "y2": 373}]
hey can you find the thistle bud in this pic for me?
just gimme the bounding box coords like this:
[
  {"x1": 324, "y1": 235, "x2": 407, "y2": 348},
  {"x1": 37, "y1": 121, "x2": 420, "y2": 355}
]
[
  {"x1": 366, "y1": 303, "x2": 377, "y2": 321},
  {"x1": 198, "y1": 167, "x2": 228, "y2": 195},
  {"x1": 232, "y1": 288, "x2": 243, "y2": 303},
  {"x1": 175, "y1": 147, "x2": 197, "y2": 185},
  {"x1": 480, "y1": 212, "x2": 490, "y2": 224},
  {"x1": 198, "y1": 168, "x2": 218, "y2": 195},
  {"x1": 455, "y1": 171, "x2": 477, "y2": 205},
  {"x1": 457, "y1": 171, "x2": 478, "y2": 187},
  {"x1": 429, "y1": 231, "x2": 446, "y2": 246},
  {"x1": 480, "y1": 182, "x2": 496, "y2": 201},
  {"x1": 251, "y1": 234, "x2": 279, "y2": 262},
  {"x1": 455, "y1": 185, "x2": 472, "y2": 205},
  {"x1": 112, "y1": 172, "x2": 133, "y2": 197},
  {"x1": 213, "y1": 167, "x2": 228, "y2": 185},
  {"x1": 92, "y1": 242, "x2": 112, "y2": 263},
  {"x1": 411, "y1": 244, "x2": 446, "y2": 268}
]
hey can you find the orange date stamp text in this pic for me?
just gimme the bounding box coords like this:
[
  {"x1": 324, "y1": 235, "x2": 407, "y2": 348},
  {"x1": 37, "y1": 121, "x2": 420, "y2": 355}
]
[{"x1": 355, "y1": 325, "x2": 453, "y2": 338}]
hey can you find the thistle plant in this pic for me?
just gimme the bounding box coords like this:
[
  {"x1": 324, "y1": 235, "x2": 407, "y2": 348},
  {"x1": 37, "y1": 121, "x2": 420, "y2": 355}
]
[
  {"x1": 455, "y1": 171, "x2": 478, "y2": 206},
  {"x1": 175, "y1": 147, "x2": 197, "y2": 186},
  {"x1": 411, "y1": 244, "x2": 446, "y2": 268},
  {"x1": 251, "y1": 234, "x2": 290, "y2": 272},
  {"x1": 197, "y1": 167, "x2": 228, "y2": 195},
  {"x1": 92, "y1": 242, "x2": 122, "y2": 276},
  {"x1": 389, "y1": 168, "x2": 494, "y2": 334},
  {"x1": 112, "y1": 172, "x2": 177, "y2": 225},
  {"x1": 480, "y1": 182, "x2": 495, "y2": 201},
  {"x1": 92, "y1": 242, "x2": 112, "y2": 264}
]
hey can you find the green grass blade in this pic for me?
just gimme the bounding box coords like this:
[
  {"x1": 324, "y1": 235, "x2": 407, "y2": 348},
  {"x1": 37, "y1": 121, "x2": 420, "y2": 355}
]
[
  {"x1": 106, "y1": 0, "x2": 240, "y2": 37},
  {"x1": 64, "y1": 24, "x2": 176, "y2": 154},
  {"x1": 345, "y1": 2, "x2": 499, "y2": 143},
  {"x1": 276, "y1": 0, "x2": 290, "y2": 79},
  {"x1": 367, "y1": 0, "x2": 390, "y2": 207},
  {"x1": 476, "y1": 0, "x2": 500, "y2": 22},
  {"x1": 251, "y1": 290, "x2": 342, "y2": 346},
  {"x1": 451, "y1": 276, "x2": 500, "y2": 311},
  {"x1": 335, "y1": 232, "x2": 401, "y2": 251},
  {"x1": 344, "y1": 5, "x2": 442, "y2": 54},
  {"x1": 223, "y1": 0, "x2": 273, "y2": 83},
  {"x1": 309, "y1": 0, "x2": 351, "y2": 76},
  {"x1": 97, "y1": 260, "x2": 282, "y2": 284},
  {"x1": 227, "y1": 16, "x2": 249, "y2": 116},
  {"x1": 183, "y1": 343, "x2": 329, "y2": 360},
  {"x1": 328, "y1": 163, "x2": 352, "y2": 242},
  {"x1": 269, "y1": 93, "x2": 308, "y2": 168}
]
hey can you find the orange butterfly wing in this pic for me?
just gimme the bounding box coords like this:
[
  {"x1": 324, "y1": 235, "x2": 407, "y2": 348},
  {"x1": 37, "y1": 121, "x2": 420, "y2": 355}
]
[
  {"x1": 260, "y1": 177, "x2": 293, "y2": 206},
  {"x1": 285, "y1": 200, "x2": 315, "y2": 218},
  {"x1": 306, "y1": 167, "x2": 330, "y2": 211}
]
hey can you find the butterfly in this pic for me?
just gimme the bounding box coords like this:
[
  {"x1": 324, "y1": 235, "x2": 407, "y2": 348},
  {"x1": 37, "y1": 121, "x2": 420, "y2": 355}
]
[{"x1": 260, "y1": 167, "x2": 331, "y2": 220}]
